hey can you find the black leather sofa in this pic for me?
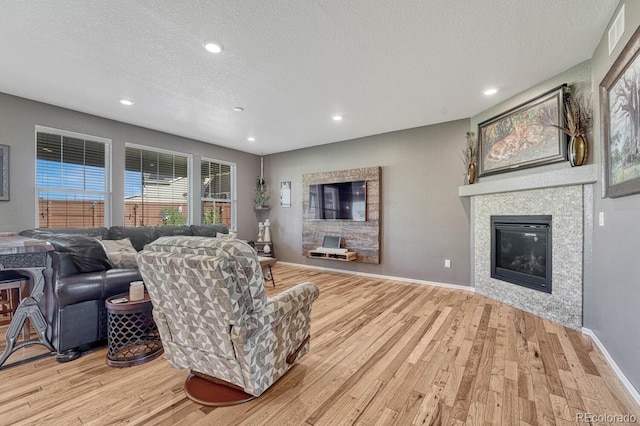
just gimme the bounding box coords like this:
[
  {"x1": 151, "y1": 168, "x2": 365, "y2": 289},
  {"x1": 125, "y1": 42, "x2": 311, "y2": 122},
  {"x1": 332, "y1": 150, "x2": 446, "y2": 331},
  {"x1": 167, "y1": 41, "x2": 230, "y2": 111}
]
[{"x1": 19, "y1": 224, "x2": 228, "y2": 362}]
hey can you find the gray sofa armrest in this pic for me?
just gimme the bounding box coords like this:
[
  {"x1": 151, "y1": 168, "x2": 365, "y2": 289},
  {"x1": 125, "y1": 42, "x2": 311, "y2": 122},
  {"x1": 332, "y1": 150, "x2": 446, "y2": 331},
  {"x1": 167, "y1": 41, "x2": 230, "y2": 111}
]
[
  {"x1": 236, "y1": 281, "x2": 319, "y2": 337},
  {"x1": 55, "y1": 269, "x2": 141, "y2": 307},
  {"x1": 264, "y1": 282, "x2": 319, "y2": 324}
]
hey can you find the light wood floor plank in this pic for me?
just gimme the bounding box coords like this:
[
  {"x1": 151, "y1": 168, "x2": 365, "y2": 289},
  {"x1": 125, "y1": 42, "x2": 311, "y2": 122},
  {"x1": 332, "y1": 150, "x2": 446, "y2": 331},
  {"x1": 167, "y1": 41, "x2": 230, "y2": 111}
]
[
  {"x1": 338, "y1": 379, "x2": 386, "y2": 426},
  {"x1": 0, "y1": 264, "x2": 638, "y2": 426}
]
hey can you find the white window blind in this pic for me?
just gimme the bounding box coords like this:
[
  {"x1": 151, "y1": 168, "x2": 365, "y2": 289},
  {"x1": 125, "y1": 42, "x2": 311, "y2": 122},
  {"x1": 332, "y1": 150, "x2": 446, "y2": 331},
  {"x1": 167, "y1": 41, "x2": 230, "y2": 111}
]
[
  {"x1": 36, "y1": 129, "x2": 110, "y2": 228},
  {"x1": 125, "y1": 145, "x2": 191, "y2": 226},
  {"x1": 201, "y1": 158, "x2": 236, "y2": 231}
]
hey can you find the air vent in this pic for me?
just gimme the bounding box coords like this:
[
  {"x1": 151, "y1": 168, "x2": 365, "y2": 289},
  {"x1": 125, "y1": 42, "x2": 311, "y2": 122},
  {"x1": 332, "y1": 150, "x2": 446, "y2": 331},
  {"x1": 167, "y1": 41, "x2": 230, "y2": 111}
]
[{"x1": 609, "y1": 4, "x2": 625, "y2": 55}]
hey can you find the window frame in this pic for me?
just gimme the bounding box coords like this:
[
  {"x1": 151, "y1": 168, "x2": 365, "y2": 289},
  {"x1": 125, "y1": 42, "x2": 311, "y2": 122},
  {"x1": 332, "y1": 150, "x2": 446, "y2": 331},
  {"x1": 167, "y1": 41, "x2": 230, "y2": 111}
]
[
  {"x1": 34, "y1": 125, "x2": 112, "y2": 228},
  {"x1": 201, "y1": 157, "x2": 237, "y2": 232},
  {"x1": 124, "y1": 142, "x2": 193, "y2": 226}
]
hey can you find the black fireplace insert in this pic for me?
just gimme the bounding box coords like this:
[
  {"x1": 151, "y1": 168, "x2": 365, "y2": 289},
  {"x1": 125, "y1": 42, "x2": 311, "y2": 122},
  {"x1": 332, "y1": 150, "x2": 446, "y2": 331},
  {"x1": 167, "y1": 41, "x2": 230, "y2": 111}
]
[{"x1": 490, "y1": 215, "x2": 552, "y2": 293}]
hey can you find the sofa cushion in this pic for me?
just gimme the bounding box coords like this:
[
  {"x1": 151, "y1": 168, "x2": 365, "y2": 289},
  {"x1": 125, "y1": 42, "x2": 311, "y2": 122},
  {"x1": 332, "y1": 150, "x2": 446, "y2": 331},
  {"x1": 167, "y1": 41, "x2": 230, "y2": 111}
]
[
  {"x1": 108, "y1": 226, "x2": 159, "y2": 251},
  {"x1": 101, "y1": 238, "x2": 138, "y2": 269},
  {"x1": 44, "y1": 233, "x2": 111, "y2": 273},
  {"x1": 190, "y1": 224, "x2": 229, "y2": 237},
  {"x1": 156, "y1": 225, "x2": 193, "y2": 237},
  {"x1": 19, "y1": 229, "x2": 54, "y2": 239},
  {"x1": 32, "y1": 227, "x2": 109, "y2": 239}
]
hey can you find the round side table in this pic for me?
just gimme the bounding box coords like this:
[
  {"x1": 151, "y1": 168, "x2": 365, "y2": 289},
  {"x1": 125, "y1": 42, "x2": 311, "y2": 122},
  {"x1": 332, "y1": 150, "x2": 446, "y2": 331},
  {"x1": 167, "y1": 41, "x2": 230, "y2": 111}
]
[{"x1": 105, "y1": 292, "x2": 163, "y2": 367}]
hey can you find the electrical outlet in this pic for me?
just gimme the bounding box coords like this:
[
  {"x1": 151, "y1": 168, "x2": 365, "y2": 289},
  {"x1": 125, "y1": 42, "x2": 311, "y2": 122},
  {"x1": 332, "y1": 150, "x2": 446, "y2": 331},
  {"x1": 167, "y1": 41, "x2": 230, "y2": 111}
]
[{"x1": 445, "y1": 259, "x2": 451, "y2": 268}]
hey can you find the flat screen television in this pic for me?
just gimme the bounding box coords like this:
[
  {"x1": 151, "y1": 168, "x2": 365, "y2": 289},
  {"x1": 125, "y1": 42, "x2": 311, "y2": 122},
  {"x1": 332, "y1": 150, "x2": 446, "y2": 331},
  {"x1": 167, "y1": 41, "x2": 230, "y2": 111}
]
[{"x1": 309, "y1": 180, "x2": 366, "y2": 221}]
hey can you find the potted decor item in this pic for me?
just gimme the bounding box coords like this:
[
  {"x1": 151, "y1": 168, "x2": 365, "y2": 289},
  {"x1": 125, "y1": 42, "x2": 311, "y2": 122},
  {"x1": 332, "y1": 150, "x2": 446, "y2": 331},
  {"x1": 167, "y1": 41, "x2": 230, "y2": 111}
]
[
  {"x1": 462, "y1": 132, "x2": 478, "y2": 184},
  {"x1": 556, "y1": 88, "x2": 592, "y2": 167},
  {"x1": 254, "y1": 177, "x2": 270, "y2": 208},
  {"x1": 254, "y1": 177, "x2": 271, "y2": 224}
]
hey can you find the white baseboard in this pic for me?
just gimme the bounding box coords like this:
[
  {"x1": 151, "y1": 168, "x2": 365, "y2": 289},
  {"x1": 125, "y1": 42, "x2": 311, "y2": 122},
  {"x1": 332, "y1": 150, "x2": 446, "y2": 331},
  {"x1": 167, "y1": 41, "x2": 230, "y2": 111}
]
[
  {"x1": 277, "y1": 261, "x2": 474, "y2": 292},
  {"x1": 582, "y1": 327, "x2": 640, "y2": 406}
]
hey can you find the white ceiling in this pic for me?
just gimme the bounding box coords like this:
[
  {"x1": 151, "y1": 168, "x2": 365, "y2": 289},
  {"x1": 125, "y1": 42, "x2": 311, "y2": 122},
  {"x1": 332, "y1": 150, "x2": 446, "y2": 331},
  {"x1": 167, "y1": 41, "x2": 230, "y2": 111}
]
[{"x1": 0, "y1": 1, "x2": 618, "y2": 155}]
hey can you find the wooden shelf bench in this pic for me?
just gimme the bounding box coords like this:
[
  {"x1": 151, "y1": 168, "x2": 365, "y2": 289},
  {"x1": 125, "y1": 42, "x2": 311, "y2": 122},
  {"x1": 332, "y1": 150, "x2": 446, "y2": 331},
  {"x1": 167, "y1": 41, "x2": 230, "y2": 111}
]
[{"x1": 308, "y1": 251, "x2": 357, "y2": 261}]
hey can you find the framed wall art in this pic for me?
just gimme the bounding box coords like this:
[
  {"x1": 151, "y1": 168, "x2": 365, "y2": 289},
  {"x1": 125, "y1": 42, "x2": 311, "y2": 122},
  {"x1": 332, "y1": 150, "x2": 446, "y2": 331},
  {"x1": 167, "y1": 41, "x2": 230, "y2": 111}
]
[
  {"x1": 600, "y1": 25, "x2": 640, "y2": 198},
  {"x1": 478, "y1": 85, "x2": 567, "y2": 177},
  {"x1": 0, "y1": 144, "x2": 8, "y2": 201},
  {"x1": 280, "y1": 181, "x2": 291, "y2": 207}
]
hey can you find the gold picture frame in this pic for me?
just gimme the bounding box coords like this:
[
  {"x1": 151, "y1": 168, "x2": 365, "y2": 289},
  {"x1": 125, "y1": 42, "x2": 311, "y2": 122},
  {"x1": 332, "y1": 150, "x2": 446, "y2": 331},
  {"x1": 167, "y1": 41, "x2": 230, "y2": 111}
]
[{"x1": 478, "y1": 85, "x2": 567, "y2": 177}]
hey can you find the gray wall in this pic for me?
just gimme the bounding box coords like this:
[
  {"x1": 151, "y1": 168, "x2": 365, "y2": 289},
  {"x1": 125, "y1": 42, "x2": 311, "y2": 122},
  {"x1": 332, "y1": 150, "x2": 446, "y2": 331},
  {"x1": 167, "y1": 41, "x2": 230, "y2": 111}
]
[
  {"x1": 588, "y1": 0, "x2": 640, "y2": 391},
  {"x1": 0, "y1": 92, "x2": 260, "y2": 239},
  {"x1": 265, "y1": 119, "x2": 471, "y2": 286}
]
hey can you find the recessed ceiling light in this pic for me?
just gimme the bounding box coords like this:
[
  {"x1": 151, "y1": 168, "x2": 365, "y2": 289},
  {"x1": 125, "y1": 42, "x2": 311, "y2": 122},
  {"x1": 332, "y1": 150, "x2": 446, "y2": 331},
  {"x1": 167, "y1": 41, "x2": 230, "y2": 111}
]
[
  {"x1": 120, "y1": 99, "x2": 134, "y2": 106},
  {"x1": 483, "y1": 88, "x2": 498, "y2": 96},
  {"x1": 233, "y1": 106, "x2": 244, "y2": 112},
  {"x1": 204, "y1": 40, "x2": 223, "y2": 53},
  {"x1": 247, "y1": 137, "x2": 256, "y2": 142},
  {"x1": 332, "y1": 115, "x2": 343, "y2": 121}
]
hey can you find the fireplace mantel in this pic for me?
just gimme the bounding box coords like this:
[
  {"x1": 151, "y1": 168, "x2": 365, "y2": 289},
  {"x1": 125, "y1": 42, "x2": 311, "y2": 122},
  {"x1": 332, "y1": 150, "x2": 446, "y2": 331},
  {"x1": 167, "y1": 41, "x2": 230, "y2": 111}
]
[{"x1": 459, "y1": 164, "x2": 598, "y2": 197}]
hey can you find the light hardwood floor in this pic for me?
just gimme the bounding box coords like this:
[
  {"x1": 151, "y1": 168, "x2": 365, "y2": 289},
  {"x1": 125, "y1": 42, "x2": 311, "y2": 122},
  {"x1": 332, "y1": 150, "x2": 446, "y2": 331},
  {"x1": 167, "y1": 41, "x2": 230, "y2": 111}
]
[{"x1": 0, "y1": 264, "x2": 638, "y2": 425}]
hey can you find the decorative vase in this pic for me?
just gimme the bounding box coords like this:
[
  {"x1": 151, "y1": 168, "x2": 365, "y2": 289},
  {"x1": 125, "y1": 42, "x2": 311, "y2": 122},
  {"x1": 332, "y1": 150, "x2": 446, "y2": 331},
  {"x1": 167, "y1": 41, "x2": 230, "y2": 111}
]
[
  {"x1": 257, "y1": 222, "x2": 264, "y2": 242},
  {"x1": 263, "y1": 244, "x2": 271, "y2": 254},
  {"x1": 569, "y1": 134, "x2": 588, "y2": 167},
  {"x1": 467, "y1": 163, "x2": 476, "y2": 184},
  {"x1": 263, "y1": 219, "x2": 271, "y2": 242}
]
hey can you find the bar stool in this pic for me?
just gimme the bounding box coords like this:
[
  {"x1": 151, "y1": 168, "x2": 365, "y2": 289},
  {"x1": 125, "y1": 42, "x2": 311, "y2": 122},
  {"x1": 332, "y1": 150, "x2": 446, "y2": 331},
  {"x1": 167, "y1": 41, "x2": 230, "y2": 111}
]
[{"x1": 0, "y1": 270, "x2": 31, "y2": 340}]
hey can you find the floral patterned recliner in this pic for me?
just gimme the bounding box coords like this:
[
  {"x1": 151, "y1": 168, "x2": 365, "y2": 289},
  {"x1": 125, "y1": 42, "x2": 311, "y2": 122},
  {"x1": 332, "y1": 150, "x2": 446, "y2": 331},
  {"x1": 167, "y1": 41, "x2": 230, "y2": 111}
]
[{"x1": 136, "y1": 236, "x2": 319, "y2": 405}]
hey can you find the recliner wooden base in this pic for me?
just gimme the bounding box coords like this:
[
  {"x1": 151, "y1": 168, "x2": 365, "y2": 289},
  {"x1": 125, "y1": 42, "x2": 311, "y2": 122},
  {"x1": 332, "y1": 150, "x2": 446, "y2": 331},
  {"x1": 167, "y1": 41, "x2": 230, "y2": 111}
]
[{"x1": 184, "y1": 372, "x2": 256, "y2": 406}]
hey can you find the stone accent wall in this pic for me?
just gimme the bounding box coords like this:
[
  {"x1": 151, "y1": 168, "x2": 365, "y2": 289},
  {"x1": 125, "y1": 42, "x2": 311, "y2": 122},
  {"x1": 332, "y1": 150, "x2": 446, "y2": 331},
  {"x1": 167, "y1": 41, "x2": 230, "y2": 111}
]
[
  {"x1": 302, "y1": 167, "x2": 380, "y2": 263},
  {"x1": 474, "y1": 185, "x2": 586, "y2": 329}
]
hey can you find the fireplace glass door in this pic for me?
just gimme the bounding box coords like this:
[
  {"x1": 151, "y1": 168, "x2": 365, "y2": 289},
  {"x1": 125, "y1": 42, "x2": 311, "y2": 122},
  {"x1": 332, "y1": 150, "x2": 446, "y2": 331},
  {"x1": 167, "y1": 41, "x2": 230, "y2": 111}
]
[{"x1": 491, "y1": 215, "x2": 552, "y2": 293}]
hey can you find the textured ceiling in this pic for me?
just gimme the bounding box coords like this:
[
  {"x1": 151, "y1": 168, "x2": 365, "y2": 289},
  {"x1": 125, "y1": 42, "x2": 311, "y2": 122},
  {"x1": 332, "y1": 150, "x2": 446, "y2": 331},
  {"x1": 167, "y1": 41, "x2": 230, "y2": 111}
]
[{"x1": 0, "y1": 1, "x2": 618, "y2": 155}]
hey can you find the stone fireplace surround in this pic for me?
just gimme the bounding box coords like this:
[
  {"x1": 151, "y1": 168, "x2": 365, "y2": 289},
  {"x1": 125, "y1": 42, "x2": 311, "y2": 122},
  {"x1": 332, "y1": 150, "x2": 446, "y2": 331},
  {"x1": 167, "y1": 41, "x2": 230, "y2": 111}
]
[{"x1": 460, "y1": 165, "x2": 597, "y2": 330}]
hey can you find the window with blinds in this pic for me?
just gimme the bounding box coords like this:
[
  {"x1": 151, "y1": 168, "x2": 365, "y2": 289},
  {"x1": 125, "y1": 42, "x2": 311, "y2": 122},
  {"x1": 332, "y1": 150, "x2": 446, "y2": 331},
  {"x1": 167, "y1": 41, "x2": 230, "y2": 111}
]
[
  {"x1": 36, "y1": 128, "x2": 110, "y2": 228},
  {"x1": 125, "y1": 145, "x2": 191, "y2": 227},
  {"x1": 201, "y1": 158, "x2": 236, "y2": 231}
]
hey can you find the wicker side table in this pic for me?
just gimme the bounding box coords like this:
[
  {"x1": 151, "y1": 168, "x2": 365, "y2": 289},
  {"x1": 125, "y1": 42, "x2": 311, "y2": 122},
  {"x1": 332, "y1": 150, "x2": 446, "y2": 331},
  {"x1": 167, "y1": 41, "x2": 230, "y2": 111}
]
[{"x1": 105, "y1": 292, "x2": 163, "y2": 367}]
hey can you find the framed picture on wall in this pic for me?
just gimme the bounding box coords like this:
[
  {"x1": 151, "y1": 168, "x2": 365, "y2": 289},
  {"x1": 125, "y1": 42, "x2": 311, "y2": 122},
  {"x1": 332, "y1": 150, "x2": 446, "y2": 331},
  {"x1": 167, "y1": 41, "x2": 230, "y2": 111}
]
[
  {"x1": 0, "y1": 144, "x2": 8, "y2": 201},
  {"x1": 600, "y1": 25, "x2": 640, "y2": 198},
  {"x1": 280, "y1": 181, "x2": 291, "y2": 207},
  {"x1": 478, "y1": 85, "x2": 567, "y2": 177}
]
